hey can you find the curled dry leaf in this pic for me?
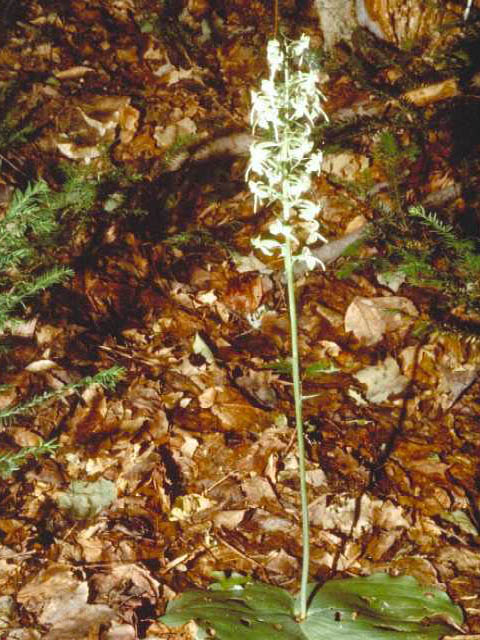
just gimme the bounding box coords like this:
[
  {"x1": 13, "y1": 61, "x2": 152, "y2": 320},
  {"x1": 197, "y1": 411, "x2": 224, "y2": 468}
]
[
  {"x1": 25, "y1": 359, "x2": 57, "y2": 373},
  {"x1": 54, "y1": 66, "x2": 95, "y2": 80}
]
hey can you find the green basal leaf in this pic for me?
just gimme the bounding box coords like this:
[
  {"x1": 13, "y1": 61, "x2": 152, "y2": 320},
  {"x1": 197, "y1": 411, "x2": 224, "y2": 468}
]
[
  {"x1": 160, "y1": 574, "x2": 463, "y2": 640},
  {"x1": 301, "y1": 573, "x2": 463, "y2": 640},
  {"x1": 161, "y1": 583, "x2": 303, "y2": 640}
]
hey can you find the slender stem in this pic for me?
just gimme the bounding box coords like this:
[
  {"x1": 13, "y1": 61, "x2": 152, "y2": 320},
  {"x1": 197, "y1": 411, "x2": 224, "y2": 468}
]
[{"x1": 283, "y1": 232, "x2": 309, "y2": 622}]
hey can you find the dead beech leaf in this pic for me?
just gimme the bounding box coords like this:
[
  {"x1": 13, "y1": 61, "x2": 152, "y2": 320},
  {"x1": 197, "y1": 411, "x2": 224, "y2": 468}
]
[
  {"x1": 169, "y1": 494, "x2": 215, "y2": 521},
  {"x1": 403, "y1": 77, "x2": 460, "y2": 107},
  {"x1": 18, "y1": 564, "x2": 114, "y2": 639},
  {"x1": 436, "y1": 364, "x2": 478, "y2": 410},
  {"x1": 354, "y1": 356, "x2": 408, "y2": 403},
  {"x1": 345, "y1": 296, "x2": 418, "y2": 346},
  {"x1": 57, "y1": 142, "x2": 101, "y2": 163},
  {"x1": 92, "y1": 563, "x2": 160, "y2": 600},
  {"x1": 235, "y1": 369, "x2": 277, "y2": 408},
  {"x1": 25, "y1": 359, "x2": 57, "y2": 373},
  {"x1": 79, "y1": 108, "x2": 118, "y2": 138},
  {"x1": 265, "y1": 549, "x2": 299, "y2": 577},
  {"x1": 321, "y1": 151, "x2": 369, "y2": 180},
  {"x1": 211, "y1": 388, "x2": 270, "y2": 432},
  {"x1": 309, "y1": 494, "x2": 409, "y2": 537},
  {"x1": 234, "y1": 253, "x2": 272, "y2": 274},
  {"x1": 192, "y1": 332, "x2": 215, "y2": 364},
  {"x1": 54, "y1": 66, "x2": 95, "y2": 79},
  {"x1": 17, "y1": 564, "x2": 78, "y2": 605},
  {"x1": 212, "y1": 509, "x2": 246, "y2": 529},
  {"x1": 198, "y1": 386, "x2": 220, "y2": 409},
  {"x1": 224, "y1": 273, "x2": 266, "y2": 315},
  {"x1": 9, "y1": 316, "x2": 37, "y2": 338}
]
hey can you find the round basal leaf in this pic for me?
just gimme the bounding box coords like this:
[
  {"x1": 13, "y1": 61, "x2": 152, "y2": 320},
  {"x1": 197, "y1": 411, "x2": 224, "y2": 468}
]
[
  {"x1": 160, "y1": 583, "x2": 303, "y2": 640},
  {"x1": 300, "y1": 573, "x2": 463, "y2": 640},
  {"x1": 160, "y1": 575, "x2": 462, "y2": 640}
]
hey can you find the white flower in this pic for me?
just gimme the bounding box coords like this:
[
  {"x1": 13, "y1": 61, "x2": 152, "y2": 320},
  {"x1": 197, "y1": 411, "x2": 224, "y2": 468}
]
[
  {"x1": 250, "y1": 89, "x2": 278, "y2": 130},
  {"x1": 292, "y1": 34, "x2": 310, "y2": 59},
  {"x1": 247, "y1": 141, "x2": 276, "y2": 177},
  {"x1": 305, "y1": 151, "x2": 323, "y2": 174},
  {"x1": 297, "y1": 70, "x2": 318, "y2": 97},
  {"x1": 269, "y1": 219, "x2": 295, "y2": 240},
  {"x1": 285, "y1": 173, "x2": 311, "y2": 199},
  {"x1": 252, "y1": 236, "x2": 281, "y2": 256},
  {"x1": 260, "y1": 78, "x2": 277, "y2": 99},
  {"x1": 248, "y1": 34, "x2": 329, "y2": 264},
  {"x1": 249, "y1": 180, "x2": 273, "y2": 211},
  {"x1": 289, "y1": 137, "x2": 313, "y2": 162},
  {"x1": 297, "y1": 200, "x2": 321, "y2": 221},
  {"x1": 267, "y1": 39, "x2": 284, "y2": 76},
  {"x1": 296, "y1": 246, "x2": 325, "y2": 271},
  {"x1": 301, "y1": 219, "x2": 326, "y2": 245}
]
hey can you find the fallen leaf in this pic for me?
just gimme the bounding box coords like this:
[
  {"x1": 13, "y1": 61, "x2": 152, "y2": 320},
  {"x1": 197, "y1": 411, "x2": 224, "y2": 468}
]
[
  {"x1": 54, "y1": 66, "x2": 95, "y2": 79},
  {"x1": 169, "y1": 494, "x2": 215, "y2": 521},
  {"x1": 354, "y1": 356, "x2": 408, "y2": 403},
  {"x1": 345, "y1": 296, "x2": 418, "y2": 346},
  {"x1": 25, "y1": 359, "x2": 57, "y2": 373}
]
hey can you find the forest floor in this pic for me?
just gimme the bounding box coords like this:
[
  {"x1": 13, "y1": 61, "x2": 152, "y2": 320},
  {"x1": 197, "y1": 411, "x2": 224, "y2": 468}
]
[{"x1": 1, "y1": 0, "x2": 480, "y2": 638}]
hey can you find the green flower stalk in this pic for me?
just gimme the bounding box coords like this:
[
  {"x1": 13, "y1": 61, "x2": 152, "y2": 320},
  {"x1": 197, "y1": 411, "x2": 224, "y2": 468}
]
[{"x1": 247, "y1": 34, "x2": 329, "y2": 621}]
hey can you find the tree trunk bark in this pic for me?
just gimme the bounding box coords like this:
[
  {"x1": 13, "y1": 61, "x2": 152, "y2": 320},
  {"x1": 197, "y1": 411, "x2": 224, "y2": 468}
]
[{"x1": 314, "y1": 0, "x2": 357, "y2": 50}]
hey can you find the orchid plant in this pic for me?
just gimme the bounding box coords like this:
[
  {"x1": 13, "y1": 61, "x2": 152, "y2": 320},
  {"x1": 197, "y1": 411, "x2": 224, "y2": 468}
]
[{"x1": 246, "y1": 32, "x2": 328, "y2": 621}]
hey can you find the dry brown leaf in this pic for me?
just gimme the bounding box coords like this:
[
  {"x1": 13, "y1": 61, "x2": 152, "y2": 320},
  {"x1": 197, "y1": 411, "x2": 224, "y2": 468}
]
[
  {"x1": 354, "y1": 356, "x2": 408, "y2": 403},
  {"x1": 224, "y1": 273, "x2": 266, "y2": 315},
  {"x1": 345, "y1": 296, "x2": 418, "y2": 345},
  {"x1": 241, "y1": 476, "x2": 277, "y2": 505},
  {"x1": 212, "y1": 509, "x2": 247, "y2": 529},
  {"x1": 18, "y1": 565, "x2": 114, "y2": 639},
  {"x1": 265, "y1": 549, "x2": 299, "y2": 577},
  {"x1": 54, "y1": 66, "x2": 95, "y2": 79},
  {"x1": 321, "y1": 151, "x2": 370, "y2": 180},
  {"x1": 210, "y1": 388, "x2": 271, "y2": 432},
  {"x1": 25, "y1": 359, "x2": 57, "y2": 373},
  {"x1": 403, "y1": 78, "x2": 460, "y2": 107},
  {"x1": 436, "y1": 364, "x2": 478, "y2": 410},
  {"x1": 309, "y1": 494, "x2": 409, "y2": 537}
]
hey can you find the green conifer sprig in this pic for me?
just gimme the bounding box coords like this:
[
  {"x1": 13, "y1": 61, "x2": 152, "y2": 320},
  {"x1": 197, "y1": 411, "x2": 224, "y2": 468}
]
[
  {"x1": 0, "y1": 177, "x2": 125, "y2": 477},
  {"x1": 0, "y1": 265, "x2": 74, "y2": 330},
  {"x1": 409, "y1": 205, "x2": 480, "y2": 273},
  {"x1": 0, "y1": 366, "x2": 125, "y2": 425},
  {"x1": 0, "y1": 180, "x2": 54, "y2": 255},
  {"x1": 0, "y1": 438, "x2": 59, "y2": 479},
  {"x1": 53, "y1": 162, "x2": 99, "y2": 217},
  {"x1": 0, "y1": 180, "x2": 74, "y2": 328}
]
